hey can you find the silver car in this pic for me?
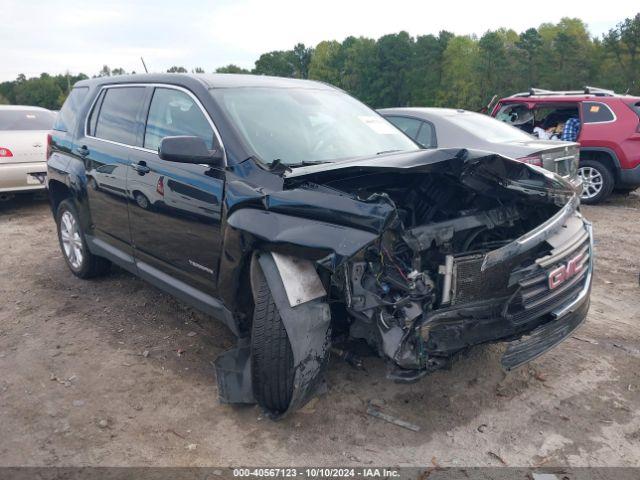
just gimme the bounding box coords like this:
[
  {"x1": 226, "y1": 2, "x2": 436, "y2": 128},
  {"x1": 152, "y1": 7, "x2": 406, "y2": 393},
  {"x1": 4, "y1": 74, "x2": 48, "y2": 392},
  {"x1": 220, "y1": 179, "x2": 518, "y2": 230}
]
[
  {"x1": 0, "y1": 105, "x2": 56, "y2": 199},
  {"x1": 380, "y1": 107, "x2": 582, "y2": 191}
]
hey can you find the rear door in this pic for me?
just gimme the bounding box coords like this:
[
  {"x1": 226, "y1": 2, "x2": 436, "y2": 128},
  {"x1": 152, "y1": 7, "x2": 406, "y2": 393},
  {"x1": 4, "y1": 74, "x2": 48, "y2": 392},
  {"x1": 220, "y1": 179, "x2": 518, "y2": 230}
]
[
  {"x1": 127, "y1": 85, "x2": 225, "y2": 293},
  {"x1": 79, "y1": 85, "x2": 148, "y2": 255}
]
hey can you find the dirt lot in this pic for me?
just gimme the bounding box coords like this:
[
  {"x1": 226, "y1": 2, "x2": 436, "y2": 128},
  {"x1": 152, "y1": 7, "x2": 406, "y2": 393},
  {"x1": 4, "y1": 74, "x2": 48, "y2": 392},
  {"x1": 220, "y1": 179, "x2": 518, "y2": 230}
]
[{"x1": 0, "y1": 192, "x2": 639, "y2": 467}]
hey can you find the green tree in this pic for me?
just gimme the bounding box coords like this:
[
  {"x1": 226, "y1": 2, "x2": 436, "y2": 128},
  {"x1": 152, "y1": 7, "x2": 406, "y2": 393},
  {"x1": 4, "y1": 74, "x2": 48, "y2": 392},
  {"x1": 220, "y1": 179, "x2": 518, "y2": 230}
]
[
  {"x1": 518, "y1": 28, "x2": 543, "y2": 87},
  {"x1": 341, "y1": 36, "x2": 378, "y2": 105},
  {"x1": 292, "y1": 43, "x2": 313, "y2": 78},
  {"x1": 410, "y1": 31, "x2": 452, "y2": 106},
  {"x1": 216, "y1": 64, "x2": 250, "y2": 74},
  {"x1": 476, "y1": 31, "x2": 509, "y2": 102},
  {"x1": 437, "y1": 35, "x2": 481, "y2": 109},
  {"x1": 253, "y1": 51, "x2": 296, "y2": 77},
  {"x1": 308, "y1": 40, "x2": 343, "y2": 85},
  {"x1": 98, "y1": 65, "x2": 111, "y2": 77},
  {"x1": 193, "y1": 67, "x2": 205, "y2": 74},
  {"x1": 167, "y1": 66, "x2": 188, "y2": 73},
  {"x1": 0, "y1": 93, "x2": 9, "y2": 105},
  {"x1": 603, "y1": 13, "x2": 640, "y2": 94},
  {"x1": 373, "y1": 32, "x2": 414, "y2": 107},
  {"x1": 14, "y1": 76, "x2": 63, "y2": 109}
]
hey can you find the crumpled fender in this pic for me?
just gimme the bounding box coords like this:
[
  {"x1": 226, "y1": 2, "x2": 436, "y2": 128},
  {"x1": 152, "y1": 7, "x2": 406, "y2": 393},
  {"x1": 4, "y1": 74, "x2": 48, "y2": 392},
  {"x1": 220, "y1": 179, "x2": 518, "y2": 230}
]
[
  {"x1": 226, "y1": 208, "x2": 379, "y2": 271},
  {"x1": 214, "y1": 252, "x2": 331, "y2": 417}
]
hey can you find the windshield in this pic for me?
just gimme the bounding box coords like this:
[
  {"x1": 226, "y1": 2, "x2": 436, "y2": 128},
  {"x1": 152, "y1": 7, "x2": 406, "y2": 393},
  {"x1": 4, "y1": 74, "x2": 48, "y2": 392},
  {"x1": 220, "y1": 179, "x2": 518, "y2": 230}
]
[
  {"x1": 0, "y1": 109, "x2": 56, "y2": 131},
  {"x1": 449, "y1": 111, "x2": 535, "y2": 143},
  {"x1": 210, "y1": 87, "x2": 418, "y2": 164}
]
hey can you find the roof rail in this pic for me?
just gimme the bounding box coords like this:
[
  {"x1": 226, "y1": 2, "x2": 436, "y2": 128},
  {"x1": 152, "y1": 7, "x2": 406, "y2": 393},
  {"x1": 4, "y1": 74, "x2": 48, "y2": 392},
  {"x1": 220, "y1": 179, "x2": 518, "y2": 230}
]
[
  {"x1": 584, "y1": 86, "x2": 615, "y2": 96},
  {"x1": 511, "y1": 86, "x2": 616, "y2": 98}
]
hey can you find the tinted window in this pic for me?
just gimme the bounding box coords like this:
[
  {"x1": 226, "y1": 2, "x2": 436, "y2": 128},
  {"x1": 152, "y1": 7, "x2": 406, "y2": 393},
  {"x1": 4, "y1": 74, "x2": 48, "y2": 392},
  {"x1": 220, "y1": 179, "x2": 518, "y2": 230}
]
[
  {"x1": 386, "y1": 116, "x2": 422, "y2": 139},
  {"x1": 94, "y1": 87, "x2": 145, "y2": 145},
  {"x1": 582, "y1": 102, "x2": 615, "y2": 123},
  {"x1": 144, "y1": 88, "x2": 214, "y2": 151},
  {"x1": 87, "y1": 90, "x2": 106, "y2": 136},
  {"x1": 416, "y1": 122, "x2": 436, "y2": 147},
  {"x1": 0, "y1": 109, "x2": 56, "y2": 131},
  {"x1": 53, "y1": 87, "x2": 89, "y2": 132},
  {"x1": 448, "y1": 111, "x2": 534, "y2": 142}
]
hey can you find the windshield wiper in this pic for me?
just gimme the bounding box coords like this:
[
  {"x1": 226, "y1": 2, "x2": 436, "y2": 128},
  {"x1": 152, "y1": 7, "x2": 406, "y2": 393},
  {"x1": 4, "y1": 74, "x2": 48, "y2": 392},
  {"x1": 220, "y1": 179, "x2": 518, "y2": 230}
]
[
  {"x1": 286, "y1": 160, "x2": 331, "y2": 168},
  {"x1": 376, "y1": 149, "x2": 402, "y2": 155}
]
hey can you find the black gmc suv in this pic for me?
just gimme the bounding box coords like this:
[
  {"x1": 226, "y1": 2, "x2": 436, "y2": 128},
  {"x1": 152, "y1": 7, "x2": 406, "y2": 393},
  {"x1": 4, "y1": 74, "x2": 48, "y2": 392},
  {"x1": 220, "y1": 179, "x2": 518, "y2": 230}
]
[{"x1": 47, "y1": 74, "x2": 593, "y2": 417}]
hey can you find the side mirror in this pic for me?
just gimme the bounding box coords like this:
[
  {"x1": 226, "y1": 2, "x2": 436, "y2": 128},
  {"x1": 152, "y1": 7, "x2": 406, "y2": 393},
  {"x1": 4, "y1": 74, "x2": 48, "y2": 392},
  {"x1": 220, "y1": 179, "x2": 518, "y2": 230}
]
[{"x1": 158, "y1": 136, "x2": 224, "y2": 166}]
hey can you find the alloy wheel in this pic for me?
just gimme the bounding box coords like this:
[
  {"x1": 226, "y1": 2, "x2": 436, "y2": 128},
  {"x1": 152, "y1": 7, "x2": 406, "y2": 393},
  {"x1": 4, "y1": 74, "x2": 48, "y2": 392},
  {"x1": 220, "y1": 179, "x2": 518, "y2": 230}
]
[
  {"x1": 60, "y1": 211, "x2": 84, "y2": 269},
  {"x1": 578, "y1": 166, "x2": 603, "y2": 201}
]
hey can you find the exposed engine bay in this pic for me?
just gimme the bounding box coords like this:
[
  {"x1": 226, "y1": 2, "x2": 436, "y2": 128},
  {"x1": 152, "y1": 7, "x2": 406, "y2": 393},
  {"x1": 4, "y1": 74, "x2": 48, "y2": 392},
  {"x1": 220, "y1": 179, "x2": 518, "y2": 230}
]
[
  {"x1": 217, "y1": 148, "x2": 592, "y2": 416},
  {"x1": 292, "y1": 164, "x2": 561, "y2": 379}
]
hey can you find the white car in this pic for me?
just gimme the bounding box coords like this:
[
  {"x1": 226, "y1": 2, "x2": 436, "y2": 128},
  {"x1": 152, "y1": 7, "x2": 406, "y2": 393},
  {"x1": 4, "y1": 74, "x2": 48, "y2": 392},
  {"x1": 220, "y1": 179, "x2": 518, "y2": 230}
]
[{"x1": 0, "y1": 105, "x2": 56, "y2": 199}]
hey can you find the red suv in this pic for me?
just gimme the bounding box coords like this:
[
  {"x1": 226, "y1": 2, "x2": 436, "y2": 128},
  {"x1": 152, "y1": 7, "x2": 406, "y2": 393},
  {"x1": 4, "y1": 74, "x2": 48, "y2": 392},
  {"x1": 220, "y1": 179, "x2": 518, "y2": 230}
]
[{"x1": 491, "y1": 87, "x2": 640, "y2": 204}]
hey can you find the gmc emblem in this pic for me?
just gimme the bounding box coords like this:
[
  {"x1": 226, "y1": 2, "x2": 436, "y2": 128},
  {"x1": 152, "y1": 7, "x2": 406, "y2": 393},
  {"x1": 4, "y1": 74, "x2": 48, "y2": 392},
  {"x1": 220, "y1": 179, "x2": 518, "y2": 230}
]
[{"x1": 548, "y1": 252, "x2": 585, "y2": 290}]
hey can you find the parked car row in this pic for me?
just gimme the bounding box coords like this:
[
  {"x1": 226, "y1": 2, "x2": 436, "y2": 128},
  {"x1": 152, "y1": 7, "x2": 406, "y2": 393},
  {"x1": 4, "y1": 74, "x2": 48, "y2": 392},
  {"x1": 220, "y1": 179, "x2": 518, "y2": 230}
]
[{"x1": 45, "y1": 74, "x2": 594, "y2": 418}]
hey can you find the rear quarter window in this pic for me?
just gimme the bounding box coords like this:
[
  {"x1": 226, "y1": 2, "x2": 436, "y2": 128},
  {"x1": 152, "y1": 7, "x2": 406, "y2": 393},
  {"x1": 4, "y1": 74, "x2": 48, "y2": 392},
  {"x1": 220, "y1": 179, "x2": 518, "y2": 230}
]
[
  {"x1": 53, "y1": 87, "x2": 89, "y2": 132},
  {"x1": 581, "y1": 102, "x2": 615, "y2": 123},
  {"x1": 92, "y1": 87, "x2": 146, "y2": 146}
]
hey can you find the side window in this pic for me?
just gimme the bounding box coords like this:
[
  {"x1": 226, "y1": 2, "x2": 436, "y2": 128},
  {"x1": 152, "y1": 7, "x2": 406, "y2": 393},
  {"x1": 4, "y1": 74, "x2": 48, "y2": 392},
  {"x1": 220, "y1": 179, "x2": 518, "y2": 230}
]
[
  {"x1": 416, "y1": 122, "x2": 436, "y2": 148},
  {"x1": 93, "y1": 87, "x2": 146, "y2": 145},
  {"x1": 87, "y1": 90, "x2": 106, "y2": 136},
  {"x1": 386, "y1": 116, "x2": 422, "y2": 140},
  {"x1": 495, "y1": 103, "x2": 533, "y2": 131},
  {"x1": 144, "y1": 88, "x2": 214, "y2": 152},
  {"x1": 53, "y1": 87, "x2": 89, "y2": 132},
  {"x1": 582, "y1": 102, "x2": 615, "y2": 123}
]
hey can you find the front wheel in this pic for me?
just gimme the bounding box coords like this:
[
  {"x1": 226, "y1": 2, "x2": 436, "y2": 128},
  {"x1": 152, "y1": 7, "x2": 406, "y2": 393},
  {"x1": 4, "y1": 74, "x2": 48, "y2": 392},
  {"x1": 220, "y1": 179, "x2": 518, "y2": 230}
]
[
  {"x1": 578, "y1": 160, "x2": 614, "y2": 204},
  {"x1": 250, "y1": 266, "x2": 295, "y2": 415},
  {"x1": 56, "y1": 199, "x2": 110, "y2": 278}
]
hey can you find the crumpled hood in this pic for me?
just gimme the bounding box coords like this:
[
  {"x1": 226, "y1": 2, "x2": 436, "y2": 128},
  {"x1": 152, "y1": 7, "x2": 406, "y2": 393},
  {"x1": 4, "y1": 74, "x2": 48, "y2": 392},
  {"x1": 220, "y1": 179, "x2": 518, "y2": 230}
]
[{"x1": 283, "y1": 147, "x2": 576, "y2": 204}]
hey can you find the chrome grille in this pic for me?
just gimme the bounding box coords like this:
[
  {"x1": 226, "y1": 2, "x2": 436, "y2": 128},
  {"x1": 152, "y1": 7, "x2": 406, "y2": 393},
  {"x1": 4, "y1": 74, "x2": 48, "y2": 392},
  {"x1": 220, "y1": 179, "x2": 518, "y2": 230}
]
[{"x1": 507, "y1": 236, "x2": 591, "y2": 326}]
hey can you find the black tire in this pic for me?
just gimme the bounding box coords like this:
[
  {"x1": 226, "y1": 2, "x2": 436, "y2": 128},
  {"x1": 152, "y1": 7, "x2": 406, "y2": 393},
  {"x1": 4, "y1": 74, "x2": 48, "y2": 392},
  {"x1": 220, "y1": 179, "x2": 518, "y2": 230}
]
[
  {"x1": 578, "y1": 159, "x2": 615, "y2": 205},
  {"x1": 134, "y1": 192, "x2": 150, "y2": 210},
  {"x1": 251, "y1": 268, "x2": 295, "y2": 414},
  {"x1": 56, "y1": 199, "x2": 110, "y2": 279}
]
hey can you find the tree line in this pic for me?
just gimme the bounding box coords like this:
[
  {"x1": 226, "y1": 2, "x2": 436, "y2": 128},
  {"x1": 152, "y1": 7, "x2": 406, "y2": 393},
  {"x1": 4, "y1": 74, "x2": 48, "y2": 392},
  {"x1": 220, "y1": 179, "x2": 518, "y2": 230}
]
[{"x1": 1, "y1": 13, "x2": 638, "y2": 111}]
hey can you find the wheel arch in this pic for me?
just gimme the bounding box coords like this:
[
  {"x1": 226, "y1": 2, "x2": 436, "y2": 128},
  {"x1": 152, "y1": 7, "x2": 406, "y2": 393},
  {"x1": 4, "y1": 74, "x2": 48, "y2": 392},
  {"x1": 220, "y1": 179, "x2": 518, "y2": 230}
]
[
  {"x1": 580, "y1": 147, "x2": 620, "y2": 181},
  {"x1": 48, "y1": 179, "x2": 72, "y2": 214}
]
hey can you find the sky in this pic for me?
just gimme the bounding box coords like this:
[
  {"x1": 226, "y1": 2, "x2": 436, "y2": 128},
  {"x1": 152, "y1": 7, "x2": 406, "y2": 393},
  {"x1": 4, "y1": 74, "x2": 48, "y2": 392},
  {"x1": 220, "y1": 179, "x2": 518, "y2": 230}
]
[{"x1": 1, "y1": 0, "x2": 638, "y2": 81}]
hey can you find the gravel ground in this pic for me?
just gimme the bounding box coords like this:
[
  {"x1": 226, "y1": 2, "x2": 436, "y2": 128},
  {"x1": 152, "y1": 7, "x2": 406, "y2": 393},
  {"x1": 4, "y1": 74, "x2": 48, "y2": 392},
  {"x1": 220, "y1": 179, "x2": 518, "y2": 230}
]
[{"x1": 0, "y1": 191, "x2": 639, "y2": 467}]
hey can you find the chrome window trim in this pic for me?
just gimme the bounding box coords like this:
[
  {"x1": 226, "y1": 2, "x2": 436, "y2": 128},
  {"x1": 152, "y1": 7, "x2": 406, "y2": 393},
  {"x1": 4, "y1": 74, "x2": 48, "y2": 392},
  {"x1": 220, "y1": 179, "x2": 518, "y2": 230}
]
[
  {"x1": 83, "y1": 83, "x2": 227, "y2": 166},
  {"x1": 581, "y1": 101, "x2": 617, "y2": 125}
]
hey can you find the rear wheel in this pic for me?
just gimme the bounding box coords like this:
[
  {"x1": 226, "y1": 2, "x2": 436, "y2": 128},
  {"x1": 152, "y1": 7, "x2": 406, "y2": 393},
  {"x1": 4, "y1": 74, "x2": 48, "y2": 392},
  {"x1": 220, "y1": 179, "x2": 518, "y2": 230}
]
[
  {"x1": 251, "y1": 267, "x2": 295, "y2": 414},
  {"x1": 134, "y1": 192, "x2": 150, "y2": 210},
  {"x1": 56, "y1": 199, "x2": 110, "y2": 278},
  {"x1": 578, "y1": 160, "x2": 614, "y2": 204}
]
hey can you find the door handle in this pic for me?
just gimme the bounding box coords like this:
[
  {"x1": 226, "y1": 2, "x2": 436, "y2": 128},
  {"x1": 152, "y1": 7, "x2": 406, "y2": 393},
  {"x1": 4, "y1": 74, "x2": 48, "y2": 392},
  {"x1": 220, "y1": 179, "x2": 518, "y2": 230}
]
[
  {"x1": 131, "y1": 162, "x2": 151, "y2": 174},
  {"x1": 75, "y1": 145, "x2": 90, "y2": 156}
]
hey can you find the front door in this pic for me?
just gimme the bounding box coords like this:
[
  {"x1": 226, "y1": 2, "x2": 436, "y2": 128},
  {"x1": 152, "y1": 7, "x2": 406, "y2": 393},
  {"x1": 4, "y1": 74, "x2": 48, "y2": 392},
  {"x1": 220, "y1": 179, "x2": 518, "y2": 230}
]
[
  {"x1": 81, "y1": 85, "x2": 147, "y2": 255},
  {"x1": 127, "y1": 86, "x2": 225, "y2": 293}
]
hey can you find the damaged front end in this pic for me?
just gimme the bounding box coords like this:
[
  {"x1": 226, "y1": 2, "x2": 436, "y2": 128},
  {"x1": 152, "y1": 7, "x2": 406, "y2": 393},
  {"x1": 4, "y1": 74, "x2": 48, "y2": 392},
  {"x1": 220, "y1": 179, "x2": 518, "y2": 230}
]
[{"x1": 216, "y1": 148, "x2": 592, "y2": 415}]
